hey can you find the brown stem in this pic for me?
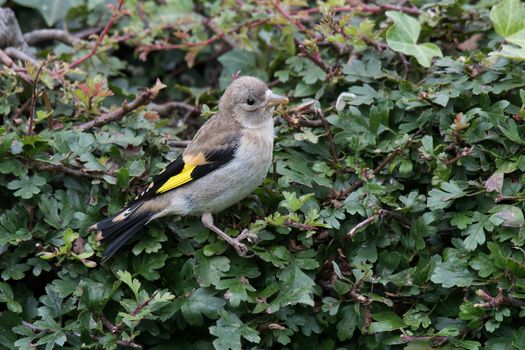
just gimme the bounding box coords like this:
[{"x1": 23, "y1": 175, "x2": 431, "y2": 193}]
[
  {"x1": 315, "y1": 107, "x2": 338, "y2": 164},
  {"x1": 24, "y1": 29, "x2": 82, "y2": 46},
  {"x1": 28, "y1": 57, "x2": 50, "y2": 135},
  {"x1": 169, "y1": 140, "x2": 191, "y2": 148},
  {"x1": 74, "y1": 80, "x2": 166, "y2": 131},
  {"x1": 474, "y1": 288, "x2": 525, "y2": 309},
  {"x1": 137, "y1": 18, "x2": 268, "y2": 60},
  {"x1": 69, "y1": 0, "x2": 125, "y2": 68},
  {"x1": 443, "y1": 146, "x2": 474, "y2": 165},
  {"x1": 4, "y1": 47, "x2": 39, "y2": 66},
  {"x1": 35, "y1": 163, "x2": 104, "y2": 180},
  {"x1": 338, "y1": 134, "x2": 418, "y2": 199},
  {"x1": 150, "y1": 101, "x2": 200, "y2": 116},
  {"x1": 284, "y1": 220, "x2": 322, "y2": 231},
  {"x1": 346, "y1": 215, "x2": 378, "y2": 238},
  {"x1": 0, "y1": 48, "x2": 32, "y2": 83},
  {"x1": 113, "y1": 290, "x2": 159, "y2": 335},
  {"x1": 400, "y1": 335, "x2": 448, "y2": 345}
]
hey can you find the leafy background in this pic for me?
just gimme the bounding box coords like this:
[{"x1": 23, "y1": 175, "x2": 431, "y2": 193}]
[{"x1": 1, "y1": 0, "x2": 525, "y2": 349}]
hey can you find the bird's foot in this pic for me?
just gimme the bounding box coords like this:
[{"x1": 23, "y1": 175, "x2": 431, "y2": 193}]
[{"x1": 226, "y1": 229, "x2": 258, "y2": 256}]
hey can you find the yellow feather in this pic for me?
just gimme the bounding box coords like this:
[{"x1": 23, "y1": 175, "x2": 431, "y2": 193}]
[{"x1": 156, "y1": 163, "x2": 196, "y2": 193}]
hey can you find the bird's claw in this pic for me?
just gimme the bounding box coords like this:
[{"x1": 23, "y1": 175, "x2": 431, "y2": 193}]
[{"x1": 229, "y1": 229, "x2": 257, "y2": 256}]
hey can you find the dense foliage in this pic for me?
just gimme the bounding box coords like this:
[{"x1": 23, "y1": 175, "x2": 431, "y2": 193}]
[{"x1": 1, "y1": 0, "x2": 525, "y2": 349}]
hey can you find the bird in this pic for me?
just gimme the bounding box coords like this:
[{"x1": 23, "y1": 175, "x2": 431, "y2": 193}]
[{"x1": 88, "y1": 76, "x2": 289, "y2": 262}]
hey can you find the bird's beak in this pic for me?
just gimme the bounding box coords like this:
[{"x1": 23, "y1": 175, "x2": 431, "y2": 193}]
[{"x1": 266, "y1": 90, "x2": 289, "y2": 106}]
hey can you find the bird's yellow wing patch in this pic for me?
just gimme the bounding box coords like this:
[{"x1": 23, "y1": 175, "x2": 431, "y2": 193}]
[
  {"x1": 156, "y1": 163, "x2": 196, "y2": 193},
  {"x1": 155, "y1": 153, "x2": 207, "y2": 194}
]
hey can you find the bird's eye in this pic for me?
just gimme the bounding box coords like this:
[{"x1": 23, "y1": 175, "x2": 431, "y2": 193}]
[{"x1": 246, "y1": 98, "x2": 255, "y2": 106}]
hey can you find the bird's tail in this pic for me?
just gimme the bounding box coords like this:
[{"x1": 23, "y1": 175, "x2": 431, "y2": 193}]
[{"x1": 88, "y1": 201, "x2": 155, "y2": 262}]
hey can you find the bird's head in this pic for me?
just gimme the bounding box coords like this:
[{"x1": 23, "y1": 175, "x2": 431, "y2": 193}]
[{"x1": 219, "y1": 76, "x2": 288, "y2": 128}]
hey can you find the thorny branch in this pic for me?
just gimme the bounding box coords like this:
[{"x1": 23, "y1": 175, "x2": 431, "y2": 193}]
[
  {"x1": 69, "y1": 0, "x2": 126, "y2": 68},
  {"x1": 74, "y1": 79, "x2": 166, "y2": 131}
]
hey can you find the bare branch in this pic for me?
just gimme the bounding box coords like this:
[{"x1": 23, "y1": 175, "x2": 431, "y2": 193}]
[
  {"x1": 346, "y1": 215, "x2": 377, "y2": 238},
  {"x1": 150, "y1": 101, "x2": 200, "y2": 116},
  {"x1": 474, "y1": 288, "x2": 525, "y2": 309},
  {"x1": 75, "y1": 79, "x2": 166, "y2": 131},
  {"x1": 24, "y1": 29, "x2": 82, "y2": 46},
  {"x1": 35, "y1": 163, "x2": 104, "y2": 180},
  {"x1": 4, "y1": 47, "x2": 38, "y2": 66}
]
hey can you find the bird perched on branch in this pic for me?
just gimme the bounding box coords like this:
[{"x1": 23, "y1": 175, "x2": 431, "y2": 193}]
[{"x1": 89, "y1": 76, "x2": 289, "y2": 261}]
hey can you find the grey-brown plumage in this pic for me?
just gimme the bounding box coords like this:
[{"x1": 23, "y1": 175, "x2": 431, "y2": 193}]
[{"x1": 89, "y1": 76, "x2": 288, "y2": 261}]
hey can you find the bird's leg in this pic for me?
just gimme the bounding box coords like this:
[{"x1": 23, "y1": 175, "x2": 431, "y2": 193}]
[{"x1": 201, "y1": 213, "x2": 255, "y2": 256}]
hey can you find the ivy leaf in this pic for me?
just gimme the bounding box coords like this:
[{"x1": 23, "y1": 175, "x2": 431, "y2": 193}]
[
  {"x1": 386, "y1": 11, "x2": 443, "y2": 67},
  {"x1": 11, "y1": 0, "x2": 83, "y2": 26},
  {"x1": 7, "y1": 174, "x2": 47, "y2": 199},
  {"x1": 210, "y1": 311, "x2": 260, "y2": 350},
  {"x1": 490, "y1": 0, "x2": 525, "y2": 44}
]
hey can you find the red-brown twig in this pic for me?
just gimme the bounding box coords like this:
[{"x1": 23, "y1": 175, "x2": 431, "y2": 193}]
[
  {"x1": 69, "y1": 0, "x2": 125, "y2": 68},
  {"x1": 474, "y1": 288, "x2": 524, "y2": 309},
  {"x1": 443, "y1": 146, "x2": 474, "y2": 165},
  {"x1": 137, "y1": 18, "x2": 268, "y2": 60},
  {"x1": 0, "y1": 48, "x2": 32, "y2": 83},
  {"x1": 74, "y1": 79, "x2": 166, "y2": 131},
  {"x1": 112, "y1": 290, "x2": 160, "y2": 335},
  {"x1": 293, "y1": 4, "x2": 422, "y2": 16},
  {"x1": 272, "y1": 0, "x2": 307, "y2": 32}
]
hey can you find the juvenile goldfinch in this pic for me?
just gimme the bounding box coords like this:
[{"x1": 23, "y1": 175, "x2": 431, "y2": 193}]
[{"x1": 89, "y1": 76, "x2": 288, "y2": 261}]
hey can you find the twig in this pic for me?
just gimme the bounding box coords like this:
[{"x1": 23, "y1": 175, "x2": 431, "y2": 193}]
[
  {"x1": 474, "y1": 288, "x2": 525, "y2": 309},
  {"x1": 92, "y1": 335, "x2": 142, "y2": 349},
  {"x1": 338, "y1": 135, "x2": 418, "y2": 199},
  {"x1": 271, "y1": 0, "x2": 307, "y2": 32},
  {"x1": 169, "y1": 140, "x2": 191, "y2": 148},
  {"x1": 296, "y1": 39, "x2": 332, "y2": 74},
  {"x1": 0, "y1": 48, "x2": 32, "y2": 83},
  {"x1": 113, "y1": 290, "x2": 160, "y2": 335},
  {"x1": 35, "y1": 163, "x2": 104, "y2": 180},
  {"x1": 137, "y1": 18, "x2": 268, "y2": 60},
  {"x1": 443, "y1": 146, "x2": 474, "y2": 165},
  {"x1": 150, "y1": 101, "x2": 200, "y2": 116},
  {"x1": 346, "y1": 215, "x2": 377, "y2": 237},
  {"x1": 314, "y1": 106, "x2": 338, "y2": 164},
  {"x1": 74, "y1": 79, "x2": 166, "y2": 131},
  {"x1": 28, "y1": 57, "x2": 50, "y2": 135},
  {"x1": 69, "y1": 0, "x2": 125, "y2": 68},
  {"x1": 377, "y1": 209, "x2": 411, "y2": 228},
  {"x1": 495, "y1": 194, "x2": 525, "y2": 203},
  {"x1": 4, "y1": 47, "x2": 39, "y2": 66},
  {"x1": 293, "y1": 4, "x2": 422, "y2": 16},
  {"x1": 398, "y1": 52, "x2": 409, "y2": 79},
  {"x1": 24, "y1": 29, "x2": 82, "y2": 46},
  {"x1": 400, "y1": 335, "x2": 448, "y2": 345},
  {"x1": 284, "y1": 220, "x2": 322, "y2": 231}
]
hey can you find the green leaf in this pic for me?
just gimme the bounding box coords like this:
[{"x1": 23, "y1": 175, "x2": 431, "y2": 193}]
[
  {"x1": 427, "y1": 181, "x2": 466, "y2": 210},
  {"x1": 431, "y1": 255, "x2": 474, "y2": 288},
  {"x1": 368, "y1": 311, "x2": 405, "y2": 333},
  {"x1": 180, "y1": 288, "x2": 226, "y2": 326},
  {"x1": 385, "y1": 11, "x2": 443, "y2": 67},
  {"x1": 490, "y1": 0, "x2": 525, "y2": 42},
  {"x1": 7, "y1": 174, "x2": 47, "y2": 199},
  {"x1": 0, "y1": 282, "x2": 22, "y2": 313},
  {"x1": 12, "y1": 0, "x2": 83, "y2": 26},
  {"x1": 116, "y1": 271, "x2": 141, "y2": 299},
  {"x1": 210, "y1": 311, "x2": 260, "y2": 350},
  {"x1": 194, "y1": 252, "x2": 230, "y2": 287}
]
